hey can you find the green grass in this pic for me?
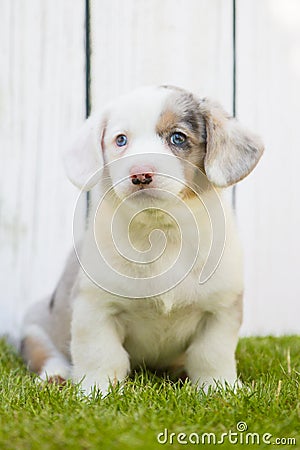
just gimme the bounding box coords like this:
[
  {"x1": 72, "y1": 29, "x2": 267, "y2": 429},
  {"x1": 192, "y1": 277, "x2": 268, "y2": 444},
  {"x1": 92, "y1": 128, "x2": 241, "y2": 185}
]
[{"x1": 0, "y1": 337, "x2": 300, "y2": 449}]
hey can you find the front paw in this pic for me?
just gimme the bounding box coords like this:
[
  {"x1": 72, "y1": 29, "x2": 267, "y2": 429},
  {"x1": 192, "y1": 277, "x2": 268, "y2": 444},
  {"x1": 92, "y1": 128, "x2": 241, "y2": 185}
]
[
  {"x1": 78, "y1": 377, "x2": 112, "y2": 397},
  {"x1": 73, "y1": 366, "x2": 129, "y2": 397},
  {"x1": 194, "y1": 376, "x2": 242, "y2": 394}
]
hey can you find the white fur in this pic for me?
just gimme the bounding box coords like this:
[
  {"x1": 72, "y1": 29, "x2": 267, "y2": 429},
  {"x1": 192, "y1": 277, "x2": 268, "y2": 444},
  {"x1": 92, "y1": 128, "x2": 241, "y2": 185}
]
[
  {"x1": 205, "y1": 164, "x2": 227, "y2": 187},
  {"x1": 21, "y1": 86, "x2": 263, "y2": 396}
]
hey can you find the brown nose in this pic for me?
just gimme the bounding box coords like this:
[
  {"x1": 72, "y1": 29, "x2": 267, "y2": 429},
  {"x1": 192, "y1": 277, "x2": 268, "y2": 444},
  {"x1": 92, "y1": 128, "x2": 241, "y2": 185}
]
[{"x1": 130, "y1": 165, "x2": 154, "y2": 185}]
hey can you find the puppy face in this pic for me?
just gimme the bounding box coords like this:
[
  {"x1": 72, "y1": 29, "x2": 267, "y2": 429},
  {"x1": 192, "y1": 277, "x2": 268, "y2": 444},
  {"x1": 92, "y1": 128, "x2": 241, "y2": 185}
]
[
  {"x1": 102, "y1": 86, "x2": 207, "y2": 203},
  {"x1": 64, "y1": 85, "x2": 264, "y2": 198}
]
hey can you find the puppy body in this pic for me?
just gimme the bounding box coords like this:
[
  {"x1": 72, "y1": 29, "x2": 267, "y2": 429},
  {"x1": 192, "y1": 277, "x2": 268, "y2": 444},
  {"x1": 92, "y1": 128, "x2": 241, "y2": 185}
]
[{"x1": 21, "y1": 86, "x2": 263, "y2": 395}]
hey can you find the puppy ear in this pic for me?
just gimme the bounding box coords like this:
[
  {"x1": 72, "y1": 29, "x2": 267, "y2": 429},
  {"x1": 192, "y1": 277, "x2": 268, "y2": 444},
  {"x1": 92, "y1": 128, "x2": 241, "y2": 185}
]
[
  {"x1": 63, "y1": 114, "x2": 106, "y2": 190},
  {"x1": 199, "y1": 98, "x2": 264, "y2": 187}
]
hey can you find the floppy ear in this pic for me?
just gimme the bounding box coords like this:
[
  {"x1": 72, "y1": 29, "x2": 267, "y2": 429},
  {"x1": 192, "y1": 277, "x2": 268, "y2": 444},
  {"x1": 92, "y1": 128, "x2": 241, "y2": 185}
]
[
  {"x1": 199, "y1": 98, "x2": 264, "y2": 187},
  {"x1": 63, "y1": 114, "x2": 106, "y2": 190}
]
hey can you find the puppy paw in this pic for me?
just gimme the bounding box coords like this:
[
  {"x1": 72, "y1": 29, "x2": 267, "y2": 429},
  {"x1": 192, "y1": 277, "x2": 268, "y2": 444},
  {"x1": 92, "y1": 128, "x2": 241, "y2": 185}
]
[
  {"x1": 38, "y1": 355, "x2": 70, "y2": 382},
  {"x1": 195, "y1": 377, "x2": 242, "y2": 394},
  {"x1": 47, "y1": 375, "x2": 67, "y2": 386},
  {"x1": 75, "y1": 373, "x2": 126, "y2": 398}
]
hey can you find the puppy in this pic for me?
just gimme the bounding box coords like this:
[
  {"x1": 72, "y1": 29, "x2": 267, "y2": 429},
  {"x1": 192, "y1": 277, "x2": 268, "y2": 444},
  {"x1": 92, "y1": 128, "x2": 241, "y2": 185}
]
[{"x1": 21, "y1": 85, "x2": 263, "y2": 395}]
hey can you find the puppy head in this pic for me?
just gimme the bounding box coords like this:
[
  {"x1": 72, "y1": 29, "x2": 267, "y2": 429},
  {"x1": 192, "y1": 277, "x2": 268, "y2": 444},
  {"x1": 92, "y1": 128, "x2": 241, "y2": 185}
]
[{"x1": 64, "y1": 86, "x2": 264, "y2": 197}]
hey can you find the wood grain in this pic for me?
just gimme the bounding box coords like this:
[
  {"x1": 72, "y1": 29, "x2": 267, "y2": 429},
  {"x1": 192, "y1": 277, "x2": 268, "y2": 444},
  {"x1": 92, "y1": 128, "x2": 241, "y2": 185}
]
[
  {"x1": 90, "y1": 0, "x2": 233, "y2": 111},
  {"x1": 0, "y1": 0, "x2": 86, "y2": 335},
  {"x1": 236, "y1": 0, "x2": 300, "y2": 334}
]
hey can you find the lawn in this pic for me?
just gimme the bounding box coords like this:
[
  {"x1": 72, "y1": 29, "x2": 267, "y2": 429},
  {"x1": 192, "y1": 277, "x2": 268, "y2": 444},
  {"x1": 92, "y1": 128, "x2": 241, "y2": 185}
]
[{"x1": 0, "y1": 336, "x2": 299, "y2": 449}]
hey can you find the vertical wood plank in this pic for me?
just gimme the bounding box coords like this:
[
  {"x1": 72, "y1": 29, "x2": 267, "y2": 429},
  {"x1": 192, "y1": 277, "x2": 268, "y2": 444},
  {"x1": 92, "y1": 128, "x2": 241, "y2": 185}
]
[
  {"x1": 0, "y1": 0, "x2": 86, "y2": 335},
  {"x1": 236, "y1": 0, "x2": 300, "y2": 334},
  {"x1": 90, "y1": 0, "x2": 235, "y2": 275},
  {"x1": 90, "y1": 0, "x2": 233, "y2": 111}
]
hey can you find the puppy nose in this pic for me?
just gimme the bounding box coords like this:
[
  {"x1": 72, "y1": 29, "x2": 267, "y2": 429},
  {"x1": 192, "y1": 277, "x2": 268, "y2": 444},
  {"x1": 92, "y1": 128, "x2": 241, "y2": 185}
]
[{"x1": 130, "y1": 165, "x2": 154, "y2": 185}]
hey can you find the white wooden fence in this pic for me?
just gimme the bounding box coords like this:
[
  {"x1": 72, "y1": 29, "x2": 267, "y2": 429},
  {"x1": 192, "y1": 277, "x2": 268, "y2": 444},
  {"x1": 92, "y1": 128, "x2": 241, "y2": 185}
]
[{"x1": 1, "y1": 0, "x2": 300, "y2": 337}]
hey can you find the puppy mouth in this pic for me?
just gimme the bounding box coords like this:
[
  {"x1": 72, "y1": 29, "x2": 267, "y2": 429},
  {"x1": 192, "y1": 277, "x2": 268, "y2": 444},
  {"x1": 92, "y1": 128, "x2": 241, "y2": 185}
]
[
  {"x1": 133, "y1": 183, "x2": 153, "y2": 191},
  {"x1": 131, "y1": 185, "x2": 161, "y2": 197},
  {"x1": 126, "y1": 184, "x2": 180, "y2": 204},
  {"x1": 113, "y1": 180, "x2": 167, "y2": 201}
]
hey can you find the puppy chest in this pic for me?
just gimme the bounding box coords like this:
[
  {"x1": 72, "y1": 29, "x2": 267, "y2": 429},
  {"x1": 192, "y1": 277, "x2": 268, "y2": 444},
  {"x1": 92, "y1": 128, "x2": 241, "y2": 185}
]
[{"x1": 117, "y1": 303, "x2": 204, "y2": 368}]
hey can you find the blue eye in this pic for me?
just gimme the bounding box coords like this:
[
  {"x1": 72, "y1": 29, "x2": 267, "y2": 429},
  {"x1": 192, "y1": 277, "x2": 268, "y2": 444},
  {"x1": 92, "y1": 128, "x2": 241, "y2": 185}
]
[
  {"x1": 170, "y1": 132, "x2": 187, "y2": 146},
  {"x1": 116, "y1": 134, "x2": 128, "y2": 147}
]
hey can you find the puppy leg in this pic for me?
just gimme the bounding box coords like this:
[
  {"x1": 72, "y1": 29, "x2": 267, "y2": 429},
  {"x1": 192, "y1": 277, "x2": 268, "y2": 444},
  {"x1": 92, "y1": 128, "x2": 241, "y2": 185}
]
[
  {"x1": 21, "y1": 324, "x2": 70, "y2": 382},
  {"x1": 185, "y1": 301, "x2": 242, "y2": 392},
  {"x1": 71, "y1": 295, "x2": 130, "y2": 396}
]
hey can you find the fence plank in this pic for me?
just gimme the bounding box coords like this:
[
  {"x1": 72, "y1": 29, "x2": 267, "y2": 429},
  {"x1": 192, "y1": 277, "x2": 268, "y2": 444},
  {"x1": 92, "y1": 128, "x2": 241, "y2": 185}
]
[
  {"x1": 89, "y1": 0, "x2": 238, "y2": 312},
  {"x1": 90, "y1": 0, "x2": 233, "y2": 111},
  {"x1": 89, "y1": 0, "x2": 235, "y2": 313},
  {"x1": 0, "y1": 0, "x2": 86, "y2": 336},
  {"x1": 236, "y1": 0, "x2": 300, "y2": 334}
]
